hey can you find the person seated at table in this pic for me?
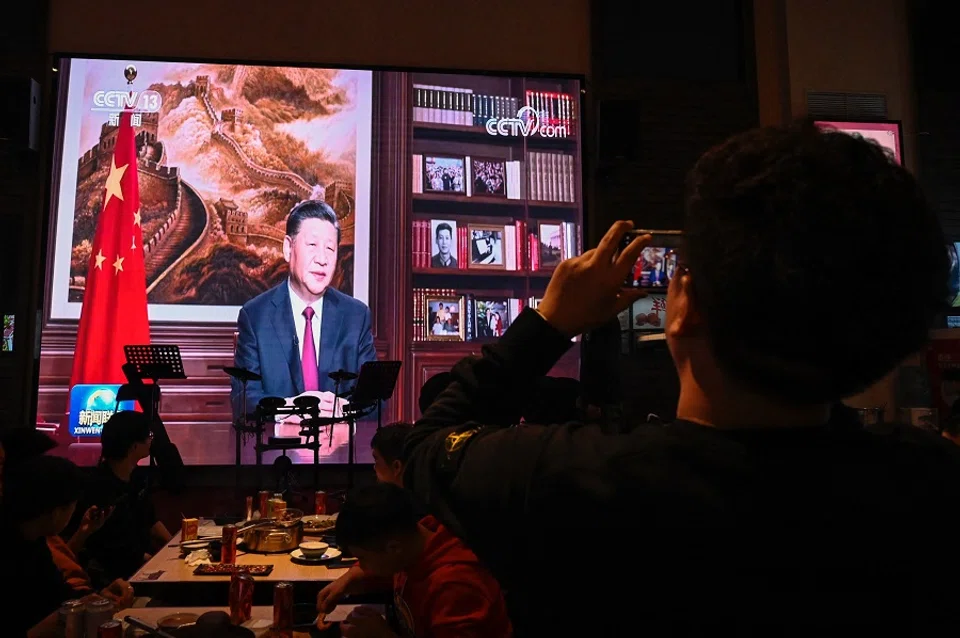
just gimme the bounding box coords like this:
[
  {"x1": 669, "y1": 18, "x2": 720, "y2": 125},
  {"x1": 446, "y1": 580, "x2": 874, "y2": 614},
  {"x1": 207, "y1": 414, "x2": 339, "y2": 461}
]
[
  {"x1": 0, "y1": 428, "x2": 119, "y2": 596},
  {"x1": 63, "y1": 411, "x2": 172, "y2": 583},
  {"x1": 3, "y1": 455, "x2": 135, "y2": 636},
  {"x1": 371, "y1": 422, "x2": 413, "y2": 487},
  {"x1": 316, "y1": 483, "x2": 511, "y2": 637}
]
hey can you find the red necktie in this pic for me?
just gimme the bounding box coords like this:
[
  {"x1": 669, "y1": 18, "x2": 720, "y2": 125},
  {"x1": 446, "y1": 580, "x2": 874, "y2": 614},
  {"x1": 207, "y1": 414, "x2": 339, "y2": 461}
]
[{"x1": 301, "y1": 306, "x2": 319, "y2": 391}]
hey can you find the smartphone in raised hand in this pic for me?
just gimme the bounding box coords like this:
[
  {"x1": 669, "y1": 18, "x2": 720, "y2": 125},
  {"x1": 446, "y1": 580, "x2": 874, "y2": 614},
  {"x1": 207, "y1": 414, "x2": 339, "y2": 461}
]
[{"x1": 620, "y1": 229, "x2": 682, "y2": 290}]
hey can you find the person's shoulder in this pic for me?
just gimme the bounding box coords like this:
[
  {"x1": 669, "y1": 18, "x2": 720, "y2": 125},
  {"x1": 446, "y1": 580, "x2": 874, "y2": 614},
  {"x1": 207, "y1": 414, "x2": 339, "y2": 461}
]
[
  {"x1": 326, "y1": 287, "x2": 370, "y2": 316},
  {"x1": 241, "y1": 281, "x2": 285, "y2": 314},
  {"x1": 866, "y1": 421, "x2": 960, "y2": 465}
]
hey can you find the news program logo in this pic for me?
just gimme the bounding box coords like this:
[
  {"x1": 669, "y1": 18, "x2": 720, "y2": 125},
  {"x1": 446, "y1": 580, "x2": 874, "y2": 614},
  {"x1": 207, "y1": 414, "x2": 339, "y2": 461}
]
[{"x1": 68, "y1": 384, "x2": 136, "y2": 437}]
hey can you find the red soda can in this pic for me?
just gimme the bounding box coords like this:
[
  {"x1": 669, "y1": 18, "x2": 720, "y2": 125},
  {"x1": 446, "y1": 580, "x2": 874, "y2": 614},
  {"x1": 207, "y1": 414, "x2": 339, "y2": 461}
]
[
  {"x1": 221, "y1": 523, "x2": 238, "y2": 564},
  {"x1": 258, "y1": 490, "x2": 270, "y2": 517},
  {"x1": 273, "y1": 582, "x2": 294, "y2": 637},
  {"x1": 314, "y1": 490, "x2": 327, "y2": 515},
  {"x1": 229, "y1": 572, "x2": 255, "y2": 624},
  {"x1": 97, "y1": 620, "x2": 123, "y2": 638}
]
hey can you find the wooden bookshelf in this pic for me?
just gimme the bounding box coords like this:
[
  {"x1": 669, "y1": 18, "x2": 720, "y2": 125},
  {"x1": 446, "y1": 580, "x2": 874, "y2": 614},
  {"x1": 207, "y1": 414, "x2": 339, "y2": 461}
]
[{"x1": 401, "y1": 71, "x2": 584, "y2": 419}]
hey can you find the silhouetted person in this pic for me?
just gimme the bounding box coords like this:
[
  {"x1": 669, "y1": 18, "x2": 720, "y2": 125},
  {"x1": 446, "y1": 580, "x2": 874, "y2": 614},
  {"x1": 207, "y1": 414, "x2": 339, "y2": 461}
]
[{"x1": 403, "y1": 123, "x2": 957, "y2": 635}]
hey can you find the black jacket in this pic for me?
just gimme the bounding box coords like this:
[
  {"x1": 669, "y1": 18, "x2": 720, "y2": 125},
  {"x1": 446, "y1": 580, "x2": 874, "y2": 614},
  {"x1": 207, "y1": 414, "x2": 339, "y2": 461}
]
[{"x1": 403, "y1": 309, "x2": 960, "y2": 635}]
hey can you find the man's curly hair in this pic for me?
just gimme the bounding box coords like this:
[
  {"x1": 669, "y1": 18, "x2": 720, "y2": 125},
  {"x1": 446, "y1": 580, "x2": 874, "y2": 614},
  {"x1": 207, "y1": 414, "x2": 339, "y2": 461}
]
[{"x1": 683, "y1": 122, "x2": 949, "y2": 403}]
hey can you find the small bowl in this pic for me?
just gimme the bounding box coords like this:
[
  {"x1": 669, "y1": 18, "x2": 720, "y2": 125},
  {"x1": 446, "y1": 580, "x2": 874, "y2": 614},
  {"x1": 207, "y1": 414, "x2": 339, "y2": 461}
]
[{"x1": 298, "y1": 541, "x2": 329, "y2": 559}]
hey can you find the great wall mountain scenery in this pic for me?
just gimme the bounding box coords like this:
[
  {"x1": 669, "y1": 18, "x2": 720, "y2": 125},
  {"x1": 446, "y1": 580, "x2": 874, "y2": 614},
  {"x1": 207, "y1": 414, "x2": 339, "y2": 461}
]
[{"x1": 68, "y1": 63, "x2": 364, "y2": 306}]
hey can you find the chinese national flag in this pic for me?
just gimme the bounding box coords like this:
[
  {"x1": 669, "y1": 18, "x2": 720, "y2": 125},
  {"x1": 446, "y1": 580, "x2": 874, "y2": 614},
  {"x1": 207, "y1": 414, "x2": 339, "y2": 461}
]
[{"x1": 69, "y1": 110, "x2": 150, "y2": 390}]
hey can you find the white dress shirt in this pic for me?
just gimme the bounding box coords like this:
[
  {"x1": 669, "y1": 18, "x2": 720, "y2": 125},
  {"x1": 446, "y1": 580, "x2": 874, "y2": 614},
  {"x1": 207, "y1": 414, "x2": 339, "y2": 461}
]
[{"x1": 288, "y1": 281, "x2": 322, "y2": 367}]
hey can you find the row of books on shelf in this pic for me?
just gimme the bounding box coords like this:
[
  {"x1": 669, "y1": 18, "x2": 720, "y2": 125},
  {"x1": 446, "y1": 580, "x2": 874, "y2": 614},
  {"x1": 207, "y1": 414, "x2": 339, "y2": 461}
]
[
  {"x1": 412, "y1": 84, "x2": 577, "y2": 129},
  {"x1": 413, "y1": 288, "x2": 542, "y2": 342},
  {"x1": 412, "y1": 219, "x2": 578, "y2": 272},
  {"x1": 412, "y1": 152, "x2": 577, "y2": 203}
]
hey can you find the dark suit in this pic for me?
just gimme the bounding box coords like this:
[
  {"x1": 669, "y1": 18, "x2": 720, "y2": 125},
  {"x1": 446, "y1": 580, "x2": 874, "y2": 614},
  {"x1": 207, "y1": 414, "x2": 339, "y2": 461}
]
[
  {"x1": 231, "y1": 281, "x2": 377, "y2": 417},
  {"x1": 431, "y1": 253, "x2": 458, "y2": 268}
]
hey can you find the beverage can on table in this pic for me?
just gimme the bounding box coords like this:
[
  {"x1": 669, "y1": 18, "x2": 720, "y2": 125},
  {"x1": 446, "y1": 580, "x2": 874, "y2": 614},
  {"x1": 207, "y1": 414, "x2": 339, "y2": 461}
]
[
  {"x1": 229, "y1": 572, "x2": 255, "y2": 624},
  {"x1": 85, "y1": 598, "x2": 116, "y2": 637},
  {"x1": 221, "y1": 523, "x2": 238, "y2": 564},
  {"x1": 98, "y1": 620, "x2": 123, "y2": 637},
  {"x1": 181, "y1": 517, "x2": 199, "y2": 541},
  {"x1": 273, "y1": 581, "x2": 294, "y2": 636},
  {"x1": 267, "y1": 498, "x2": 286, "y2": 519},
  {"x1": 258, "y1": 490, "x2": 270, "y2": 517},
  {"x1": 314, "y1": 490, "x2": 327, "y2": 515},
  {"x1": 58, "y1": 599, "x2": 86, "y2": 638},
  {"x1": 245, "y1": 495, "x2": 254, "y2": 521}
]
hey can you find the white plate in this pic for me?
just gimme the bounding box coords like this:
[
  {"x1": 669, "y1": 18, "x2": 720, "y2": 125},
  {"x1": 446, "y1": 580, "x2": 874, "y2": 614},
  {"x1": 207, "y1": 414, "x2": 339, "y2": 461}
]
[{"x1": 290, "y1": 547, "x2": 342, "y2": 562}]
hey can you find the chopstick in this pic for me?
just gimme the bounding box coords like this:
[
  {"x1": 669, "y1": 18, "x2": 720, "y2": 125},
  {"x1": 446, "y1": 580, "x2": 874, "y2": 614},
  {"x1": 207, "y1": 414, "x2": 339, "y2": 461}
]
[{"x1": 124, "y1": 616, "x2": 179, "y2": 638}]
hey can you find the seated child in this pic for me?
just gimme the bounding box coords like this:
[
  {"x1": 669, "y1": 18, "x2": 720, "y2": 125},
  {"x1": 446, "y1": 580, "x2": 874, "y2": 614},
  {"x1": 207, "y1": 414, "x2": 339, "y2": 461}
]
[
  {"x1": 316, "y1": 483, "x2": 512, "y2": 637},
  {"x1": 371, "y1": 422, "x2": 413, "y2": 486}
]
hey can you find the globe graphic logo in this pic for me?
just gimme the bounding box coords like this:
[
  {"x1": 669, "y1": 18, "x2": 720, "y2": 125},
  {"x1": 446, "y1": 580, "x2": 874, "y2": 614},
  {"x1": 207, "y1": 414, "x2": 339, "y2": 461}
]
[{"x1": 85, "y1": 388, "x2": 117, "y2": 411}]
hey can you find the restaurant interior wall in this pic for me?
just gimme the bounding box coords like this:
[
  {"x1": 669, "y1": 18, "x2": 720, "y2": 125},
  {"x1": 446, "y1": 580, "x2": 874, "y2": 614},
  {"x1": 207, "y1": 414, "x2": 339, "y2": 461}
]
[{"x1": 753, "y1": 0, "x2": 915, "y2": 413}]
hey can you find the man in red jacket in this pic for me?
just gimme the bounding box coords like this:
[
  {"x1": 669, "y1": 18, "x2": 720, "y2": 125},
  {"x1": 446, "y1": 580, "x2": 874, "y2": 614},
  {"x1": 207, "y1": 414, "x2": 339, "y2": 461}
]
[{"x1": 316, "y1": 483, "x2": 511, "y2": 637}]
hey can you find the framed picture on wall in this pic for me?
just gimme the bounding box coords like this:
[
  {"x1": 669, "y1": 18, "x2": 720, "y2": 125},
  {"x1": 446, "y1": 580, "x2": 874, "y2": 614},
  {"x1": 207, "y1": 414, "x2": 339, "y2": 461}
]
[
  {"x1": 470, "y1": 157, "x2": 508, "y2": 198},
  {"x1": 425, "y1": 296, "x2": 466, "y2": 341},
  {"x1": 473, "y1": 299, "x2": 510, "y2": 339},
  {"x1": 429, "y1": 219, "x2": 458, "y2": 269},
  {"x1": 537, "y1": 220, "x2": 564, "y2": 270},
  {"x1": 468, "y1": 224, "x2": 505, "y2": 270},
  {"x1": 814, "y1": 120, "x2": 904, "y2": 165},
  {"x1": 423, "y1": 155, "x2": 467, "y2": 194}
]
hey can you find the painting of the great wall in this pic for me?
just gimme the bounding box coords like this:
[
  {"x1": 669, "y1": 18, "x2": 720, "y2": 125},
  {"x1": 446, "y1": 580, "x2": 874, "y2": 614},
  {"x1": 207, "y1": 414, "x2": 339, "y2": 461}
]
[{"x1": 68, "y1": 63, "x2": 366, "y2": 307}]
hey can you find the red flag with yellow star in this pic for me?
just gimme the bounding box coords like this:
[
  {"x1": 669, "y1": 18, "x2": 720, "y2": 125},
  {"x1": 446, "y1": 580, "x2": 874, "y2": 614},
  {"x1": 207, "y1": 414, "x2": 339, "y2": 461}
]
[{"x1": 69, "y1": 110, "x2": 150, "y2": 390}]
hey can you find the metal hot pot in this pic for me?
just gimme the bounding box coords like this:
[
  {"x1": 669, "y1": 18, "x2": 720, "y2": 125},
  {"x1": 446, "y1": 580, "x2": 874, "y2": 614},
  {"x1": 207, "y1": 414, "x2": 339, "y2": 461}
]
[{"x1": 239, "y1": 508, "x2": 304, "y2": 553}]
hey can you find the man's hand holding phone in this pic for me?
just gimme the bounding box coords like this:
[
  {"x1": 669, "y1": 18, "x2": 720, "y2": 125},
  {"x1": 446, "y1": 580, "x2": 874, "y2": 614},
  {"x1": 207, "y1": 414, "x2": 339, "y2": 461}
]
[{"x1": 537, "y1": 220, "x2": 650, "y2": 337}]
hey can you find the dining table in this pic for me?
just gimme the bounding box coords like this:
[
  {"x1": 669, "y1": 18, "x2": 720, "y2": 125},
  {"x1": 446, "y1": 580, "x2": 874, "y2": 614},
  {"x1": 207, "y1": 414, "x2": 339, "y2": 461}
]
[{"x1": 129, "y1": 523, "x2": 350, "y2": 605}]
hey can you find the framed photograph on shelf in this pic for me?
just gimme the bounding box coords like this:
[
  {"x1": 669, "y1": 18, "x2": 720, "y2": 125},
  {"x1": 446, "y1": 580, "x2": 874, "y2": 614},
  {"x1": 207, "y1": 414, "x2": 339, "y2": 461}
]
[
  {"x1": 423, "y1": 155, "x2": 466, "y2": 194},
  {"x1": 430, "y1": 219, "x2": 458, "y2": 269},
  {"x1": 537, "y1": 220, "x2": 564, "y2": 270},
  {"x1": 471, "y1": 157, "x2": 508, "y2": 198},
  {"x1": 426, "y1": 296, "x2": 466, "y2": 341},
  {"x1": 474, "y1": 299, "x2": 510, "y2": 339},
  {"x1": 468, "y1": 224, "x2": 505, "y2": 270}
]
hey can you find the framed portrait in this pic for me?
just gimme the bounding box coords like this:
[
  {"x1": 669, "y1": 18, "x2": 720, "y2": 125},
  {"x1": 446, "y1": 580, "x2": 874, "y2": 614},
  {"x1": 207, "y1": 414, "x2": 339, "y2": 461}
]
[
  {"x1": 537, "y1": 220, "x2": 564, "y2": 270},
  {"x1": 468, "y1": 224, "x2": 505, "y2": 270},
  {"x1": 423, "y1": 155, "x2": 466, "y2": 194},
  {"x1": 426, "y1": 296, "x2": 466, "y2": 341},
  {"x1": 474, "y1": 299, "x2": 510, "y2": 339},
  {"x1": 471, "y1": 157, "x2": 508, "y2": 198},
  {"x1": 429, "y1": 219, "x2": 458, "y2": 269}
]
